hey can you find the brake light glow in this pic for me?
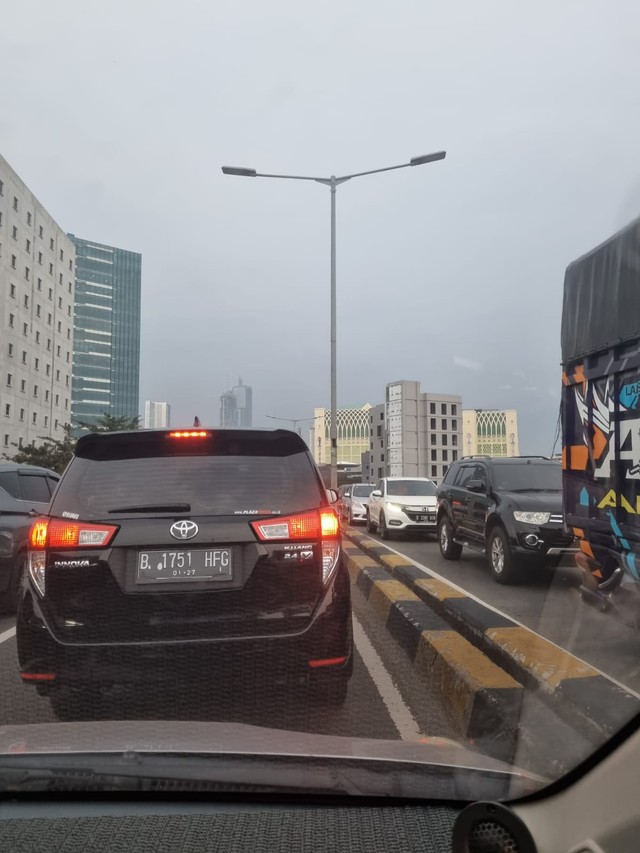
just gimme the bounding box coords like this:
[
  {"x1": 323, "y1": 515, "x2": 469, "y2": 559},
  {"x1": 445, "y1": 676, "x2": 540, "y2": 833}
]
[
  {"x1": 251, "y1": 509, "x2": 340, "y2": 542},
  {"x1": 169, "y1": 430, "x2": 209, "y2": 439},
  {"x1": 20, "y1": 672, "x2": 57, "y2": 682},
  {"x1": 28, "y1": 519, "x2": 118, "y2": 550},
  {"x1": 308, "y1": 656, "x2": 347, "y2": 669}
]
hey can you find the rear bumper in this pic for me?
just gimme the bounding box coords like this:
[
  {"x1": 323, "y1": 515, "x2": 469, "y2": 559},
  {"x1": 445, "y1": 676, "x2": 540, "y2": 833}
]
[{"x1": 17, "y1": 566, "x2": 353, "y2": 688}]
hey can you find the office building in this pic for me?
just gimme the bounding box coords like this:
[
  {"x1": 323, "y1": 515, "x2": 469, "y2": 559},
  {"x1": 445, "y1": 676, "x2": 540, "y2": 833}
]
[
  {"x1": 361, "y1": 380, "x2": 463, "y2": 484},
  {"x1": 69, "y1": 235, "x2": 141, "y2": 429},
  {"x1": 310, "y1": 404, "x2": 373, "y2": 466},
  {"x1": 220, "y1": 378, "x2": 252, "y2": 427},
  {"x1": 462, "y1": 409, "x2": 520, "y2": 457},
  {"x1": 0, "y1": 156, "x2": 75, "y2": 454},
  {"x1": 143, "y1": 400, "x2": 170, "y2": 429}
]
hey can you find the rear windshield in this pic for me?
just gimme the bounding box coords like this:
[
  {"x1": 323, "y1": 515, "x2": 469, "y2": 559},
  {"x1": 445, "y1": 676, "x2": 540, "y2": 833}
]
[
  {"x1": 387, "y1": 480, "x2": 437, "y2": 496},
  {"x1": 52, "y1": 451, "x2": 323, "y2": 519},
  {"x1": 352, "y1": 485, "x2": 375, "y2": 498},
  {"x1": 492, "y1": 462, "x2": 562, "y2": 492}
]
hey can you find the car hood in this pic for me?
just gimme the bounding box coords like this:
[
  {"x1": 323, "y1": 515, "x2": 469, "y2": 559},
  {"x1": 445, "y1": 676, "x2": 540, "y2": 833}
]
[
  {"x1": 351, "y1": 495, "x2": 372, "y2": 505},
  {"x1": 386, "y1": 496, "x2": 437, "y2": 506},
  {"x1": 502, "y1": 491, "x2": 563, "y2": 513},
  {"x1": 0, "y1": 720, "x2": 542, "y2": 799}
]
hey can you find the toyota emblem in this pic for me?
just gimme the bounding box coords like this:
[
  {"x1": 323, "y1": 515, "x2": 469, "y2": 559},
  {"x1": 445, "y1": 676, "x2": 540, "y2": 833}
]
[{"x1": 170, "y1": 520, "x2": 198, "y2": 540}]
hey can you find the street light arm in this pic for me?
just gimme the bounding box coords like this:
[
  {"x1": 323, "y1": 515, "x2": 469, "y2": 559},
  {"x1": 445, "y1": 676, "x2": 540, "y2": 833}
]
[{"x1": 336, "y1": 151, "x2": 446, "y2": 182}]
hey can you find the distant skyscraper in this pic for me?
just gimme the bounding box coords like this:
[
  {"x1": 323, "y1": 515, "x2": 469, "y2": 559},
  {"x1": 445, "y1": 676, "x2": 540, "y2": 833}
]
[
  {"x1": 219, "y1": 378, "x2": 252, "y2": 427},
  {"x1": 143, "y1": 401, "x2": 170, "y2": 429},
  {"x1": 69, "y1": 235, "x2": 141, "y2": 428}
]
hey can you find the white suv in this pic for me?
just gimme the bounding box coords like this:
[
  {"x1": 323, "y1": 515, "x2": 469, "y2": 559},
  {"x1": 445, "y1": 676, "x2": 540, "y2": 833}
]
[{"x1": 366, "y1": 477, "x2": 438, "y2": 540}]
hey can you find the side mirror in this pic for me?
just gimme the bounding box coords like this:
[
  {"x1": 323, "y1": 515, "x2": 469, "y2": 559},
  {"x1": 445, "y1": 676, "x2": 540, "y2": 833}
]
[
  {"x1": 466, "y1": 480, "x2": 486, "y2": 494},
  {"x1": 327, "y1": 488, "x2": 339, "y2": 504},
  {"x1": 371, "y1": 489, "x2": 382, "y2": 498},
  {"x1": 343, "y1": 490, "x2": 351, "y2": 498}
]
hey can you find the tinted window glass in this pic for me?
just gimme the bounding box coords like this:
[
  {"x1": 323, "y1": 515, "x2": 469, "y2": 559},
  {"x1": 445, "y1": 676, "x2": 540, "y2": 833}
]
[
  {"x1": 46, "y1": 476, "x2": 60, "y2": 495},
  {"x1": 492, "y1": 462, "x2": 562, "y2": 492},
  {"x1": 352, "y1": 485, "x2": 374, "y2": 497},
  {"x1": 52, "y1": 451, "x2": 322, "y2": 519},
  {"x1": 387, "y1": 479, "x2": 437, "y2": 496},
  {"x1": 19, "y1": 474, "x2": 52, "y2": 503},
  {"x1": 0, "y1": 471, "x2": 20, "y2": 498},
  {"x1": 454, "y1": 465, "x2": 475, "y2": 487}
]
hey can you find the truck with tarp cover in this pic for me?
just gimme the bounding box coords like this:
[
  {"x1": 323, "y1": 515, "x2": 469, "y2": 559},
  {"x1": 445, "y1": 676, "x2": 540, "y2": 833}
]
[{"x1": 562, "y1": 216, "x2": 640, "y2": 617}]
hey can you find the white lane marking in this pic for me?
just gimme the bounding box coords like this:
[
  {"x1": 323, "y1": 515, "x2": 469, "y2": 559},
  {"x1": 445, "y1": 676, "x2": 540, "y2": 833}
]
[
  {"x1": 352, "y1": 614, "x2": 422, "y2": 741},
  {"x1": 0, "y1": 627, "x2": 16, "y2": 645},
  {"x1": 356, "y1": 534, "x2": 640, "y2": 701}
]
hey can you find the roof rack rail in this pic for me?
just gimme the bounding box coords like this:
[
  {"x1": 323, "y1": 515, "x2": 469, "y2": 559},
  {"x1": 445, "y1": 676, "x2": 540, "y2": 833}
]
[{"x1": 460, "y1": 455, "x2": 492, "y2": 460}]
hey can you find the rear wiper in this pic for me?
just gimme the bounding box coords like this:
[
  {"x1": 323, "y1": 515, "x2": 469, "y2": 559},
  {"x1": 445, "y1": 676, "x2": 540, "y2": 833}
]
[{"x1": 107, "y1": 503, "x2": 191, "y2": 513}]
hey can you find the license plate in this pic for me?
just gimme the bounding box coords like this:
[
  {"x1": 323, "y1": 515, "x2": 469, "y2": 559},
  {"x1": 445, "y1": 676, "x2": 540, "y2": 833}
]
[
  {"x1": 136, "y1": 549, "x2": 232, "y2": 584},
  {"x1": 414, "y1": 514, "x2": 436, "y2": 523}
]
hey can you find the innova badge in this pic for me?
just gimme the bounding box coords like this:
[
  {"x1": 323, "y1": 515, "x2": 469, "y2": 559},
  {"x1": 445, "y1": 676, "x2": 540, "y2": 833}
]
[{"x1": 170, "y1": 520, "x2": 198, "y2": 540}]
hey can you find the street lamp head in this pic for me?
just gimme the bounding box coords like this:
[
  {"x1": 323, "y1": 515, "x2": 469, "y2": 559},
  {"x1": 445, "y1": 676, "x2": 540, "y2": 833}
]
[
  {"x1": 410, "y1": 151, "x2": 446, "y2": 166},
  {"x1": 221, "y1": 166, "x2": 257, "y2": 177}
]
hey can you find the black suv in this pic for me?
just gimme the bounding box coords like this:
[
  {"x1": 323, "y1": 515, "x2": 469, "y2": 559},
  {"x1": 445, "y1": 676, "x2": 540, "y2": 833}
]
[
  {"x1": 17, "y1": 428, "x2": 352, "y2": 718},
  {"x1": 436, "y1": 456, "x2": 574, "y2": 584},
  {"x1": 0, "y1": 462, "x2": 60, "y2": 612}
]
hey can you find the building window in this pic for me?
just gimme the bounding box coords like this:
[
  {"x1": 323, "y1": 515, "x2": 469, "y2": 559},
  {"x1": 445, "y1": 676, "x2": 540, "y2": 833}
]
[
  {"x1": 381, "y1": 453, "x2": 385, "y2": 462},
  {"x1": 34, "y1": 357, "x2": 39, "y2": 371},
  {"x1": 22, "y1": 323, "x2": 28, "y2": 336},
  {"x1": 9, "y1": 283, "x2": 15, "y2": 298},
  {"x1": 452, "y1": 434, "x2": 458, "y2": 446},
  {"x1": 442, "y1": 419, "x2": 447, "y2": 430},
  {"x1": 376, "y1": 425, "x2": 382, "y2": 437},
  {"x1": 44, "y1": 415, "x2": 48, "y2": 427},
  {"x1": 59, "y1": 273, "x2": 63, "y2": 285},
  {"x1": 38, "y1": 251, "x2": 42, "y2": 264},
  {"x1": 27, "y1": 211, "x2": 32, "y2": 225},
  {"x1": 49, "y1": 263, "x2": 53, "y2": 275},
  {"x1": 11, "y1": 254, "x2": 16, "y2": 268},
  {"x1": 0, "y1": 180, "x2": 3, "y2": 195},
  {"x1": 47, "y1": 314, "x2": 52, "y2": 325},
  {"x1": 19, "y1": 408, "x2": 25, "y2": 421},
  {"x1": 66, "y1": 352, "x2": 70, "y2": 363},
  {"x1": 49, "y1": 237, "x2": 54, "y2": 250},
  {"x1": 23, "y1": 294, "x2": 29, "y2": 308},
  {"x1": 21, "y1": 351, "x2": 27, "y2": 364},
  {"x1": 4, "y1": 404, "x2": 10, "y2": 417},
  {"x1": 58, "y1": 297, "x2": 62, "y2": 308},
  {"x1": 452, "y1": 404, "x2": 457, "y2": 416},
  {"x1": 8, "y1": 313, "x2": 14, "y2": 327},
  {"x1": 57, "y1": 321, "x2": 61, "y2": 332},
  {"x1": 20, "y1": 379, "x2": 25, "y2": 392},
  {"x1": 55, "y1": 394, "x2": 59, "y2": 405},
  {"x1": 7, "y1": 343, "x2": 13, "y2": 357},
  {"x1": 60, "y1": 249, "x2": 64, "y2": 261},
  {"x1": 452, "y1": 450, "x2": 458, "y2": 461},
  {"x1": 64, "y1": 398, "x2": 68, "y2": 410},
  {"x1": 37, "y1": 278, "x2": 42, "y2": 291},
  {"x1": 56, "y1": 345, "x2": 61, "y2": 357},
  {"x1": 13, "y1": 196, "x2": 18, "y2": 211},
  {"x1": 6, "y1": 373, "x2": 12, "y2": 387},
  {"x1": 26, "y1": 238, "x2": 31, "y2": 252},
  {"x1": 36, "y1": 304, "x2": 41, "y2": 317},
  {"x1": 452, "y1": 419, "x2": 457, "y2": 430},
  {"x1": 442, "y1": 435, "x2": 448, "y2": 446},
  {"x1": 35, "y1": 331, "x2": 40, "y2": 343},
  {"x1": 430, "y1": 418, "x2": 436, "y2": 429},
  {"x1": 32, "y1": 412, "x2": 37, "y2": 424},
  {"x1": 67, "y1": 305, "x2": 71, "y2": 316},
  {"x1": 443, "y1": 450, "x2": 448, "y2": 462},
  {"x1": 69, "y1": 259, "x2": 73, "y2": 271},
  {"x1": 33, "y1": 385, "x2": 38, "y2": 398},
  {"x1": 441, "y1": 403, "x2": 447, "y2": 415},
  {"x1": 67, "y1": 329, "x2": 70, "y2": 339},
  {"x1": 45, "y1": 363, "x2": 51, "y2": 376},
  {"x1": 39, "y1": 225, "x2": 43, "y2": 238},
  {"x1": 431, "y1": 465, "x2": 437, "y2": 477},
  {"x1": 431, "y1": 434, "x2": 436, "y2": 444},
  {"x1": 68, "y1": 282, "x2": 72, "y2": 294},
  {"x1": 11, "y1": 226, "x2": 17, "y2": 239},
  {"x1": 55, "y1": 371, "x2": 60, "y2": 382},
  {"x1": 48, "y1": 288, "x2": 52, "y2": 300},
  {"x1": 431, "y1": 449, "x2": 437, "y2": 461},
  {"x1": 45, "y1": 389, "x2": 50, "y2": 401},
  {"x1": 3, "y1": 435, "x2": 8, "y2": 448},
  {"x1": 430, "y1": 403, "x2": 436, "y2": 414}
]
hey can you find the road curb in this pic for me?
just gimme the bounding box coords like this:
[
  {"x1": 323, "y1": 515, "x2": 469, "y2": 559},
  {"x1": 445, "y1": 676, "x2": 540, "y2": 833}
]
[
  {"x1": 344, "y1": 545, "x2": 524, "y2": 748},
  {"x1": 346, "y1": 529, "x2": 640, "y2": 742}
]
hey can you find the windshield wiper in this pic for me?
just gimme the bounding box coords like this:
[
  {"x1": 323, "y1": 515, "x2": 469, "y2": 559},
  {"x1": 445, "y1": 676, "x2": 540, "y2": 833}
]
[{"x1": 107, "y1": 503, "x2": 191, "y2": 514}]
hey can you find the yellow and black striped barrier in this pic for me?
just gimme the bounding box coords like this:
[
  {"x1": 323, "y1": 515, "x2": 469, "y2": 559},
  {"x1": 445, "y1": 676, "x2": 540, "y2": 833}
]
[{"x1": 345, "y1": 529, "x2": 640, "y2": 743}]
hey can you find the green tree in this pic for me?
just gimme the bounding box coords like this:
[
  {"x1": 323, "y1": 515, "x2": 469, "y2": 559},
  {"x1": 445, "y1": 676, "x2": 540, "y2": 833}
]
[
  {"x1": 8, "y1": 424, "x2": 76, "y2": 474},
  {"x1": 75, "y1": 414, "x2": 140, "y2": 433}
]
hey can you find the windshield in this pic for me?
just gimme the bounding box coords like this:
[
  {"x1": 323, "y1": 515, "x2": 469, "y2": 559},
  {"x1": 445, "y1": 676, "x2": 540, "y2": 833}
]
[
  {"x1": 387, "y1": 480, "x2": 437, "y2": 496},
  {"x1": 491, "y1": 463, "x2": 562, "y2": 492},
  {"x1": 352, "y1": 485, "x2": 374, "y2": 498},
  {"x1": 1, "y1": 0, "x2": 639, "y2": 812}
]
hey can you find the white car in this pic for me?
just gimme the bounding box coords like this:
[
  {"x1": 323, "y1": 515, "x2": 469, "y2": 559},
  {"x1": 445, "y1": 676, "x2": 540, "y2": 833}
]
[
  {"x1": 366, "y1": 477, "x2": 438, "y2": 540},
  {"x1": 337, "y1": 483, "x2": 375, "y2": 525}
]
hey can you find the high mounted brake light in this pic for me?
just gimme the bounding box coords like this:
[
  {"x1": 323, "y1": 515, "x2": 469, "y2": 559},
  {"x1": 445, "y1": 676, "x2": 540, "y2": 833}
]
[
  {"x1": 251, "y1": 509, "x2": 340, "y2": 542},
  {"x1": 29, "y1": 519, "x2": 118, "y2": 550},
  {"x1": 169, "y1": 431, "x2": 209, "y2": 439}
]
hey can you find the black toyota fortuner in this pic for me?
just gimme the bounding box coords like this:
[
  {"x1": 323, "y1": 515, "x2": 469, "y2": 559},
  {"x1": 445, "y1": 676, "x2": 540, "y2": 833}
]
[{"x1": 16, "y1": 428, "x2": 353, "y2": 719}]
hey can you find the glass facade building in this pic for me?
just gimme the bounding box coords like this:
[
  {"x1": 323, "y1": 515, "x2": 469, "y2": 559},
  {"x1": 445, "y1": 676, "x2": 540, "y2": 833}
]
[{"x1": 69, "y1": 235, "x2": 141, "y2": 428}]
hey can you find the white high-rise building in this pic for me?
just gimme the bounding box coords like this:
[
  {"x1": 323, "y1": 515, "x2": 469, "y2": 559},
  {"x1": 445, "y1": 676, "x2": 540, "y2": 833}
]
[
  {"x1": 143, "y1": 401, "x2": 170, "y2": 429},
  {"x1": 0, "y1": 156, "x2": 76, "y2": 456}
]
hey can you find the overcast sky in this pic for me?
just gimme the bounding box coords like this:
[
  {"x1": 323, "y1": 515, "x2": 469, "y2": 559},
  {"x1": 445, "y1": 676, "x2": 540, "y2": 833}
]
[{"x1": 2, "y1": 0, "x2": 639, "y2": 452}]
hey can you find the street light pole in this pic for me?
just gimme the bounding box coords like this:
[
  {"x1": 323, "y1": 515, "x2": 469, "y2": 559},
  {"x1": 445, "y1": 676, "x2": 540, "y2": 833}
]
[{"x1": 222, "y1": 151, "x2": 446, "y2": 490}]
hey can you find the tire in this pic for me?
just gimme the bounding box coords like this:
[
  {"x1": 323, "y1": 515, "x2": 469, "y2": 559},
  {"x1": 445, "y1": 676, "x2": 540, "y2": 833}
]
[
  {"x1": 438, "y1": 517, "x2": 462, "y2": 560},
  {"x1": 379, "y1": 512, "x2": 390, "y2": 540},
  {"x1": 0, "y1": 552, "x2": 26, "y2": 614},
  {"x1": 309, "y1": 669, "x2": 350, "y2": 708},
  {"x1": 366, "y1": 510, "x2": 376, "y2": 533},
  {"x1": 487, "y1": 526, "x2": 520, "y2": 584}
]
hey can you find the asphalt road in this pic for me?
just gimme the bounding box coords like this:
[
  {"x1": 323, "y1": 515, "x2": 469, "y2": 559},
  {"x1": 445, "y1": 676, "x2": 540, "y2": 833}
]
[{"x1": 355, "y1": 525, "x2": 640, "y2": 696}]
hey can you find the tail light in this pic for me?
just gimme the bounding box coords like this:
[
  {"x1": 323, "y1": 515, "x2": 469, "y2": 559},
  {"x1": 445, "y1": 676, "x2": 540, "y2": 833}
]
[
  {"x1": 27, "y1": 518, "x2": 119, "y2": 597},
  {"x1": 168, "y1": 431, "x2": 210, "y2": 439},
  {"x1": 251, "y1": 508, "x2": 340, "y2": 584}
]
